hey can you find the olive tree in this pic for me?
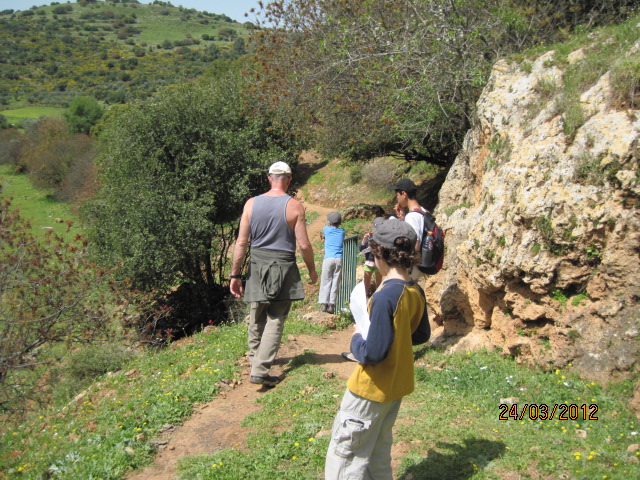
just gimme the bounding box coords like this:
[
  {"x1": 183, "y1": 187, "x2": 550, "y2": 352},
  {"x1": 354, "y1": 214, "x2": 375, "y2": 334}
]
[{"x1": 84, "y1": 65, "x2": 298, "y2": 316}]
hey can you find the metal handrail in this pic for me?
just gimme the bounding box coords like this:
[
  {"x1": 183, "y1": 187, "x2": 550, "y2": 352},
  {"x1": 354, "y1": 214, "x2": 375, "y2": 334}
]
[{"x1": 335, "y1": 235, "x2": 359, "y2": 313}]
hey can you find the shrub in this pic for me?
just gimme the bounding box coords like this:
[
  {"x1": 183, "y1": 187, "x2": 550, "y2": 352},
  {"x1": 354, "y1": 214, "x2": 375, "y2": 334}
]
[
  {"x1": 52, "y1": 343, "x2": 134, "y2": 404},
  {"x1": 63, "y1": 96, "x2": 104, "y2": 135},
  {"x1": 0, "y1": 128, "x2": 23, "y2": 166},
  {"x1": 59, "y1": 134, "x2": 98, "y2": 203},
  {"x1": 83, "y1": 64, "x2": 299, "y2": 328},
  {"x1": 0, "y1": 200, "x2": 117, "y2": 418},
  {"x1": 349, "y1": 164, "x2": 363, "y2": 184},
  {"x1": 18, "y1": 117, "x2": 67, "y2": 175},
  {"x1": 11, "y1": 118, "x2": 98, "y2": 200},
  {"x1": 361, "y1": 157, "x2": 399, "y2": 190},
  {"x1": 52, "y1": 5, "x2": 72, "y2": 15}
]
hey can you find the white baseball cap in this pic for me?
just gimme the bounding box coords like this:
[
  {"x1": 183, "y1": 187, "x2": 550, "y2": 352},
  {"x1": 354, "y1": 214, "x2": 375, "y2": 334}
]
[{"x1": 268, "y1": 161, "x2": 292, "y2": 175}]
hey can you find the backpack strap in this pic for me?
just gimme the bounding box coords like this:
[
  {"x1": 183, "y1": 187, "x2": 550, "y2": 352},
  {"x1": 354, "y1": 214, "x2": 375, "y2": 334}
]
[{"x1": 412, "y1": 208, "x2": 436, "y2": 235}]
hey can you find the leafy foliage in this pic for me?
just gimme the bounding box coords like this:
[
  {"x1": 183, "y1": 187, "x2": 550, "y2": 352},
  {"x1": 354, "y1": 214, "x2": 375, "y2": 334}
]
[
  {"x1": 251, "y1": 0, "x2": 637, "y2": 164},
  {"x1": 83, "y1": 63, "x2": 299, "y2": 321},
  {"x1": 63, "y1": 96, "x2": 104, "y2": 134},
  {"x1": 0, "y1": 197, "x2": 116, "y2": 417}
]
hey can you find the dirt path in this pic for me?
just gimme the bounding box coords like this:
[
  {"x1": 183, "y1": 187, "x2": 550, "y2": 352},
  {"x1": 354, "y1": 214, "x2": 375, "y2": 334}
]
[
  {"x1": 127, "y1": 151, "x2": 383, "y2": 480},
  {"x1": 127, "y1": 327, "x2": 355, "y2": 480},
  {"x1": 127, "y1": 195, "x2": 355, "y2": 480}
]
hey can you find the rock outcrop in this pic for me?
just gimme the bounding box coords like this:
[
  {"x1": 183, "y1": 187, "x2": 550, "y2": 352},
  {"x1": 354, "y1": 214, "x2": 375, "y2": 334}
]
[{"x1": 426, "y1": 44, "x2": 640, "y2": 382}]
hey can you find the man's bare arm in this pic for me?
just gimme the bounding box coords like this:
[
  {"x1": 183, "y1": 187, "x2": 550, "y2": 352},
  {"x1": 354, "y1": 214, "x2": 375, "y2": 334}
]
[
  {"x1": 290, "y1": 200, "x2": 318, "y2": 284},
  {"x1": 229, "y1": 198, "x2": 253, "y2": 298}
]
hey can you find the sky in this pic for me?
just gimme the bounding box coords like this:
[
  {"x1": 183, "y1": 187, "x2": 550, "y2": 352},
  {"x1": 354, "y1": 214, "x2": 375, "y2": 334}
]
[{"x1": 0, "y1": 0, "x2": 264, "y2": 23}]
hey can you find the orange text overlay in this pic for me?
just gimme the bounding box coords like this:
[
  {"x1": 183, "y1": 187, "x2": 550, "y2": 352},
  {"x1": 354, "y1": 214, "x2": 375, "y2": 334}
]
[{"x1": 498, "y1": 403, "x2": 599, "y2": 421}]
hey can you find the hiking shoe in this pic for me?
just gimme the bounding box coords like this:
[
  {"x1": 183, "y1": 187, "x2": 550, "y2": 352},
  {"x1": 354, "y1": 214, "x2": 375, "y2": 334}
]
[
  {"x1": 320, "y1": 303, "x2": 328, "y2": 312},
  {"x1": 249, "y1": 375, "x2": 281, "y2": 387},
  {"x1": 341, "y1": 352, "x2": 357, "y2": 362},
  {"x1": 327, "y1": 304, "x2": 335, "y2": 314}
]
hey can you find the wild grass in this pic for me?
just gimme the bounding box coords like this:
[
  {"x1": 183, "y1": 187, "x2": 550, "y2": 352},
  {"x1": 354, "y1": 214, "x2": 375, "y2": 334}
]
[
  {"x1": 176, "y1": 347, "x2": 640, "y2": 480},
  {"x1": 0, "y1": 164, "x2": 80, "y2": 241},
  {"x1": 611, "y1": 54, "x2": 640, "y2": 109},
  {"x1": 0, "y1": 106, "x2": 64, "y2": 126},
  {"x1": 1, "y1": 287, "x2": 637, "y2": 479},
  {"x1": 0, "y1": 317, "x2": 338, "y2": 479}
]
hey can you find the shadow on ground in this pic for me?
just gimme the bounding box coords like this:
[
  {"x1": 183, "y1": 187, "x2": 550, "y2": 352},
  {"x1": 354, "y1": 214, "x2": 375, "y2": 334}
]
[
  {"x1": 294, "y1": 158, "x2": 329, "y2": 188},
  {"x1": 279, "y1": 351, "x2": 346, "y2": 370},
  {"x1": 397, "y1": 438, "x2": 506, "y2": 480}
]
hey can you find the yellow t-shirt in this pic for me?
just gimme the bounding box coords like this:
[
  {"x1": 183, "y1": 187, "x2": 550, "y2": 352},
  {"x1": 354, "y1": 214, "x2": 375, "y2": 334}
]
[{"x1": 347, "y1": 279, "x2": 427, "y2": 402}]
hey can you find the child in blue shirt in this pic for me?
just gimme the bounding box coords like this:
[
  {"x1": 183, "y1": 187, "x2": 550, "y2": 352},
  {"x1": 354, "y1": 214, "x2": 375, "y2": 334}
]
[{"x1": 319, "y1": 211, "x2": 345, "y2": 314}]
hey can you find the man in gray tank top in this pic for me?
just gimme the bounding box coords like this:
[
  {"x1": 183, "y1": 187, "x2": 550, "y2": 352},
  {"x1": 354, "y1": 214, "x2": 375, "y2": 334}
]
[{"x1": 229, "y1": 161, "x2": 318, "y2": 387}]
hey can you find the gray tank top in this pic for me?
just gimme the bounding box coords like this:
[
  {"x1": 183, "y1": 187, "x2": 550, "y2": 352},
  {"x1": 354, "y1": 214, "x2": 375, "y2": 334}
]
[{"x1": 250, "y1": 194, "x2": 296, "y2": 253}]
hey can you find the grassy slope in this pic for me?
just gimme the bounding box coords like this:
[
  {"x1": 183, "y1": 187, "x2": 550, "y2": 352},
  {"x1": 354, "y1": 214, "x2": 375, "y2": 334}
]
[
  {"x1": 1, "y1": 163, "x2": 638, "y2": 480},
  {"x1": 0, "y1": 106, "x2": 64, "y2": 126},
  {"x1": 1, "y1": 318, "x2": 637, "y2": 479},
  {"x1": 0, "y1": 1, "x2": 250, "y2": 109},
  {"x1": 19, "y1": 1, "x2": 246, "y2": 49},
  {"x1": 0, "y1": 164, "x2": 80, "y2": 241}
]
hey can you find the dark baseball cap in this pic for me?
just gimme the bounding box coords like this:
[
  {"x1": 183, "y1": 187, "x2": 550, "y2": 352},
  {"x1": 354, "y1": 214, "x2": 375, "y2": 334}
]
[
  {"x1": 327, "y1": 211, "x2": 342, "y2": 224},
  {"x1": 387, "y1": 178, "x2": 417, "y2": 193},
  {"x1": 372, "y1": 218, "x2": 417, "y2": 249}
]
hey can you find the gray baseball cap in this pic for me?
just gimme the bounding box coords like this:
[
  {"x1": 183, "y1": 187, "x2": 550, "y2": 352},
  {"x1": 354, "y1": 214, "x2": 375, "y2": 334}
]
[
  {"x1": 372, "y1": 218, "x2": 417, "y2": 249},
  {"x1": 327, "y1": 211, "x2": 342, "y2": 225}
]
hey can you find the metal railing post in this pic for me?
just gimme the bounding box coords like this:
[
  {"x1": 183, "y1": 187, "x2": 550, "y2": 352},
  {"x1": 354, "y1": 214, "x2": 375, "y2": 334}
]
[{"x1": 336, "y1": 235, "x2": 358, "y2": 313}]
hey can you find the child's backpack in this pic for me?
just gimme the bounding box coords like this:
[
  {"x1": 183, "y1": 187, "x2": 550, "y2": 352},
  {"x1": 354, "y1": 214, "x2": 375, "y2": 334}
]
[{"x1": 414, "y1": 209, "x2": 445, "y2": 275}]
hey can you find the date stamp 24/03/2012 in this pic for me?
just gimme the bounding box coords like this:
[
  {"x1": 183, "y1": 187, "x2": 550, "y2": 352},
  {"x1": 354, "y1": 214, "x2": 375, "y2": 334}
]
[{"x1": 498, "y1": 403, "x2": 599, "y2": 421}]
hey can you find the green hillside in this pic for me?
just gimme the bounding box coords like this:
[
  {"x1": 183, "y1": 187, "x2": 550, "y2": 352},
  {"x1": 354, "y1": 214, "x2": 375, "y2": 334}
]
[{"x1": 0, "y1": 0, "x2": 253, "y2": 108}]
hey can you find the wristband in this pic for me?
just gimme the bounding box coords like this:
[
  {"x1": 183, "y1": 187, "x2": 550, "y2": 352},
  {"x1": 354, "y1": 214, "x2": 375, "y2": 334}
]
[{"x1": 229, "y1": 275, "x2": 242, "y2": 279}]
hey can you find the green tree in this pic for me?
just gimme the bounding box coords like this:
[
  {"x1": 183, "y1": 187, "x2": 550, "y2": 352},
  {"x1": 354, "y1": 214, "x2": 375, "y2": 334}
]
[
  {"x1": 83, "y1": 64, "x2": 298, "y2": 315},
  {"x1": 252, "y1": 0, "x2": 636, "y2": 164},
  {"x1": 63, "y1": 96, "x2": 104, "y2": 135}
]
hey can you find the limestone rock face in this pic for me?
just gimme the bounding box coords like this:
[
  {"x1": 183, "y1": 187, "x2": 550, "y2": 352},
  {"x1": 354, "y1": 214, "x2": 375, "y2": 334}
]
[{"x1": 426, "y1": 48, "x2": 639, "y2": 382}]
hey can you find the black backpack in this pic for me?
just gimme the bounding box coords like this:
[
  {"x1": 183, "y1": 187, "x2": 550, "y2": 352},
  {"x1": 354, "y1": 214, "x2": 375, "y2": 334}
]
[{"x1": 414, "y1": 209, "x2": 445, "y2": 275}]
